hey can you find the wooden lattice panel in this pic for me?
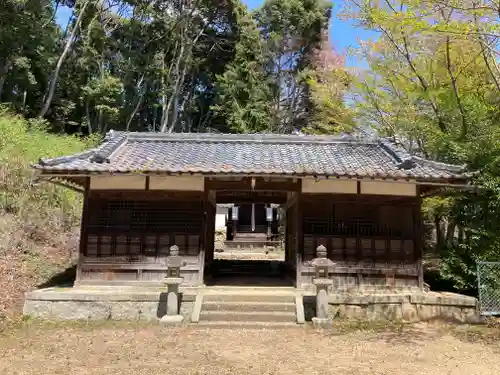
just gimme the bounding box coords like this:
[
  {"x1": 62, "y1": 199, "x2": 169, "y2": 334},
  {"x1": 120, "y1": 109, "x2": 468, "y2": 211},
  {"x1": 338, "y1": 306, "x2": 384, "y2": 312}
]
[
  {"x1": 188, "y1": 235, "x2": 200, "y2": 256},
  {"x1": 344, "y1": 238, "x2": 357, "y2": 263},
  {"x1": 80, "y1": 270, "x2": 105, "y2": 280},
  {"x1": 389, "y1": 239, "x2": 402, "y2": 264},
  {"x1": 303, "y1": 235, "x2": 315, "y2": 261},
  {"x1": 331, "y1": 237, "x2": 344, "y2": 261},
  {"x1": 361, "y1": 239, "x2": 372, "y2": 256},
  {"x1": 344, "y1": 237, "x2": 356, "y2": 250},
  {"x1": 116, "y1": 235, "x2": 128, "y2": 255},
  {"x1": 373, "y1": 239, "x2": 385, "y2": 262},
  {"x1": 87, "y1": 235, "x2": 98, "y2": 256},
  {"x1": 129, "y1": 236, "x2": 141, "y2": 255},
  {"x1": 141, "y1": 270, "x2": 165, "y2": 281},
  {"x1": 403, "y1": 240, "x2": 414, "y2": 261},
  {"x1": 114, "y1": 270, "x2": 138, "y2": 281},
  {"x1": 84, "y1": 196, "x2": 203, "y2": 258},
  {"x1": 158, "y1": 235, "x2": 169, "y2": 255},
  {"x1": 100, "y1": 236, "x2": 112, "y2": 256}
]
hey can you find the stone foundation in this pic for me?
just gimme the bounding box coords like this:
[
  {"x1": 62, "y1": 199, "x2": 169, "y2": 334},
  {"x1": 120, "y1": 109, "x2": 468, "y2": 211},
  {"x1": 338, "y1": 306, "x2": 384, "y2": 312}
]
[
  {"x1": 303, "y1": 292, "x2": 480, "y2": 323},
  {"x1": 25, "y1": 287, "x2": 481, "y2": 325},
  {"x1": 23, "y1": 287, "x2": 196, "y2": 322}
]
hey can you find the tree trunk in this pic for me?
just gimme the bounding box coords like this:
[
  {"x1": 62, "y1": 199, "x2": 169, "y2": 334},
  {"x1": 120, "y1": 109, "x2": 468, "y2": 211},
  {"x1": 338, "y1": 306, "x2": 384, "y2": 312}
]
[
  {"x1": 85, "y1": 98, "x2": 93, "y2": 134},
  {"x1": 434, "y1": 215, "x2": 444, "y2": 250},
  {"x1": 445, "y1": 220, "x2": 456, "y2": 247},
  {"x1": 0, "y1": 75, "x2": 6, "y2": 101},
  {"x1": 0, "y1": 60, "x2": 12, "y2": 100},
  {"x1": 38, "y1": 1, "x2": 89, "y2": 118},
  {"x1": 126, "y1": 75, "x2": 145, "y2": 131},
  {"x1": 162, "y1": 24, "x2": 206, "y2": 133}
]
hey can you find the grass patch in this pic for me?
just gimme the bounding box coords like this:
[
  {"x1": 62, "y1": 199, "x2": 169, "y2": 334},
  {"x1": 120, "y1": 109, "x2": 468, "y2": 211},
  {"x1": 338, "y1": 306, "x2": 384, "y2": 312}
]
[{"x1": 0, "y1": 110, "x2": 94, "y2": 325}]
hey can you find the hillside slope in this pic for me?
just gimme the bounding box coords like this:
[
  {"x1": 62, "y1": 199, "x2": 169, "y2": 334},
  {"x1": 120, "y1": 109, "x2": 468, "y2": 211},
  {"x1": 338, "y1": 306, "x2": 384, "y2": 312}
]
[{"x1": 0, "y1": 111, "x2": 92, "y2": 325}]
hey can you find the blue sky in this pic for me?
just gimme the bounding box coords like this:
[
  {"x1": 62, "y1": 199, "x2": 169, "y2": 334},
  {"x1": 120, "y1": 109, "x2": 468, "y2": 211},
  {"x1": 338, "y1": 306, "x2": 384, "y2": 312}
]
[
  {"x1": 245, "y1": 0, "x2": 377, "y2": 67},
  {"x1": 56, "y1": 0, "x2": 376, "y2": 67}
]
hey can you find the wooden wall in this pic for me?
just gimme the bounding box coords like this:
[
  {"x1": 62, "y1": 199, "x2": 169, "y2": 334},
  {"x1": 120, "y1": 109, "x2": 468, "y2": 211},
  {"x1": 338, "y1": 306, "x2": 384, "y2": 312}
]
[
  {"x1": 297, "y1": 193, "x2": 422, "y2": 290},
  {"x1": 77, "y1": 190, "x2": 206, "y2": 286},
  {"x1": 73, "y1": 176, "x2": 424, "y2": 290}
]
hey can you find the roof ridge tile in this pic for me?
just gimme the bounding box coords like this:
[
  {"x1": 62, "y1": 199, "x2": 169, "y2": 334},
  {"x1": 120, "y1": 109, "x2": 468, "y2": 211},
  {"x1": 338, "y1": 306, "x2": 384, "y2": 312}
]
[{"x1": 122, "y1": 131, "x2": 378, "y2": 145}]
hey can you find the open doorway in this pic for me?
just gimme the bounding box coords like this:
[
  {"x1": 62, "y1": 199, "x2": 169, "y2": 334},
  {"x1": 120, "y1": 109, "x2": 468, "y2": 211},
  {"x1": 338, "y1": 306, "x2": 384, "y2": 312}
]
[{"x1": 205, "y1": 190, "x2": 293, "y2": 286}]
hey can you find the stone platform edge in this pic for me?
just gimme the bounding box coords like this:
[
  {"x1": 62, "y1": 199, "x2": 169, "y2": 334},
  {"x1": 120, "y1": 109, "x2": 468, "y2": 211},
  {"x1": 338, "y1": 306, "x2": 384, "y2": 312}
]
[
  {"x1": 318, "y1": 292, "x2": 480, "y2": 323},
  {"x1": 23, "y1": 287, "x2": 197, "y2": 321}
]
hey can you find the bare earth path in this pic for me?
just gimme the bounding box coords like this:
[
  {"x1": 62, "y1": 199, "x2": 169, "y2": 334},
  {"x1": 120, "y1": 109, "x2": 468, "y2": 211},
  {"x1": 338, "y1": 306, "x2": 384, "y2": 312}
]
[{"x1": 0, "y1": 323, "x2": 499, "y2": 375}]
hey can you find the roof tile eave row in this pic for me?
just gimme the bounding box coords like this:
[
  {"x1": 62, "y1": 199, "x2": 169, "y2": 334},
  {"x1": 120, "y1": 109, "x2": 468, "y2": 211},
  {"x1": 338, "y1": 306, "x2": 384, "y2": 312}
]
[
  {"x1": 32, "y1": 131, "x2": 472, "y2": 183},
  {"x1": 35, "y1": 165, "x2": 465, "y2": 182}
]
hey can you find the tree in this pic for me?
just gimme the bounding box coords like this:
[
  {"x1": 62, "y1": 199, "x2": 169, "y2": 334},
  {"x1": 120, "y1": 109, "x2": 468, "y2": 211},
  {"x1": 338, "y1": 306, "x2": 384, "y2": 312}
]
[
  {"x1": 38, "y1": 0, "x2": 90, "y2": 118},
  {"x1": 302, "y1": 34, "x2": 354, "y2": 134},
  {"x1": 255, "y1": 0, "x2": 332, "y2": 133},
  {"x1": 212, "y1": 4, "x2": 272, "y2": 133},
  {"x1": 0, "y1": 0, "x2": 58, "y2": 111},
  {"x1": 343, "y1": 0, "x2": 500, "y2": 289}
]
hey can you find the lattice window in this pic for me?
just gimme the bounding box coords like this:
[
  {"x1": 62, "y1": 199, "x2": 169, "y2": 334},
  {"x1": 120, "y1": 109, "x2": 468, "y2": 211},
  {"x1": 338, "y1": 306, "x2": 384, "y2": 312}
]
[{"x1": 84, "y1": 198, "x2": 203, "y2": 257}]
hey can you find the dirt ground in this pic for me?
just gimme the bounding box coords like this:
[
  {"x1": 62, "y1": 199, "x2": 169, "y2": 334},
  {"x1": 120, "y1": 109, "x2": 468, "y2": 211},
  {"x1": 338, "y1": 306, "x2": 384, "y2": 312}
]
[{"x1": 0, "y1": 322, "x2": 499, "y2": 375}]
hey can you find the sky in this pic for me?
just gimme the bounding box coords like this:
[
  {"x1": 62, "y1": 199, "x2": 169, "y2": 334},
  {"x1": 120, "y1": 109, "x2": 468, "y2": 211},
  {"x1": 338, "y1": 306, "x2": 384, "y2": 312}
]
[
  {"x1": 245, "y1": 0, "x2": 377, "y2": 67},
  {"x1": 56, "y1": 0, "x2": 377, "y2": 68}
]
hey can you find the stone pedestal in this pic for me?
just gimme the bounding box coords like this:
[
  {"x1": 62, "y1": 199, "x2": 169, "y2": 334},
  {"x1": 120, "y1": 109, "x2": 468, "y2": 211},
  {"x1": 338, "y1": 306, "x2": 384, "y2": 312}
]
[
  {"x1": 312, "y1": 278, "x2": 334, "y2": 329},
  {"x1": 308, "y1": 245, "x2": 336, "y2": 329},
  {"x1": 160, "y1": 314, "x2": 184, "y2": 324},
  {"x1": 161, "y1": 278, "x2": 184, "y2": 325},
  {"x1": 160, "y1": 245, "x2": 186, "y2": 325}
]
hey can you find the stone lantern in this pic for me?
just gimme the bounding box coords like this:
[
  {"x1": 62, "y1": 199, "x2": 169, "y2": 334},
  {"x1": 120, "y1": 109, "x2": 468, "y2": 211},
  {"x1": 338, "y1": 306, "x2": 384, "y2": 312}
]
[
  {"x1": 309, "y1": 245, "x2": 335, "y2": 328},
  {"x1": 160, "y1": 245, "x2": 187, "y2": 325}
]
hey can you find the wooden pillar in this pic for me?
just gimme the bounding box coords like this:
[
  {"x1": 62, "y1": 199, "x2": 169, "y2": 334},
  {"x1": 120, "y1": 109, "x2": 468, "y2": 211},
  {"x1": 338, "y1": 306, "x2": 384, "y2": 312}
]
[
  {"x1": 295, "y1": 192, "x2": 303, "y2": 259},
  {"x1": 414, "y1": 189, "x2": 424, "y2": 290},
  {"x1": 251, "y1": 203, "x2": 255, "y2": 232},
  {"x1": 204, "y1": 190, "x2": 216, "y2": 271},
  {"x1": 284, "y1": 204, "x2": 290, "y2": 263},
  {"x1": 226, "y1": 207, "x2": 233, "y2": 241},
  {"x1": 266, "y1": 204, "x2": 272, "y2": 240},
  {"x1": 232, "y1": 205, "x2": 238, "y2": 239},
  {"x1": 295, "y1": 182, "x2": 303, "y2": 287},
  {"x1": 76, "y1": 177, "x2": 91, "y2": 285}
]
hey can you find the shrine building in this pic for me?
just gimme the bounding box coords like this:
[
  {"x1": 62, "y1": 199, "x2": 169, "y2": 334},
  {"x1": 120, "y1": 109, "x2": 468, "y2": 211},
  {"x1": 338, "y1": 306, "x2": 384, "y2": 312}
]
[{"x1": 31, "y1": 131, "x2": 472, "y2": 292}]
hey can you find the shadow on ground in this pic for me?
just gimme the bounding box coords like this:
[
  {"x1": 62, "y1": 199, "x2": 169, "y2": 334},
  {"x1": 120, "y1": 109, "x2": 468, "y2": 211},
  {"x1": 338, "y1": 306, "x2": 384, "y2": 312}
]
[{"x1": 37, "y1": 265, "x2": 76, "y2": 289}]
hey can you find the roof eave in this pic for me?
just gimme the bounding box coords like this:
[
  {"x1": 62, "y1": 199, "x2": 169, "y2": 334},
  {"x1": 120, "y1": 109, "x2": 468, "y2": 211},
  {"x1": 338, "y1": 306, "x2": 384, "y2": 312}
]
[{"x1": 30, "y1": 169, "x2": 473, "y2": 184}]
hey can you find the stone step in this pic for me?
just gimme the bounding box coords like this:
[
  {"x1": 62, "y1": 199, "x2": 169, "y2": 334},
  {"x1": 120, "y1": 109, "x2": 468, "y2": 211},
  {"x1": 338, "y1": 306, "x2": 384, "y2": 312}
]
[
  {"x1": 199, "y1": 310, "x2": 297, "y2": 322},
  {"x1": 195, "y1": 321, "x2": 300, "y2": 329},
  {"x1": 233, "y1": 233, "x2": 268, "y2": 238},
  {"x1": 213, "y1": 265, "x2": 284, "y2": 273},
  {"x1": 203, "y1": 293, "x2": 295, "y2": 303},
  {"x1": 202, "y1": 301, "x2": 296, "y2": 312}
]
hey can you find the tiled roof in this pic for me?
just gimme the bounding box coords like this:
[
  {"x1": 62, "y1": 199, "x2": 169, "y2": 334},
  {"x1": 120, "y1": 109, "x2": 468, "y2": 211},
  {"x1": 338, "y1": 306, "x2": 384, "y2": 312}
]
[{"x1": 33, "y1": 131, "x2": 470, "y2": 181}]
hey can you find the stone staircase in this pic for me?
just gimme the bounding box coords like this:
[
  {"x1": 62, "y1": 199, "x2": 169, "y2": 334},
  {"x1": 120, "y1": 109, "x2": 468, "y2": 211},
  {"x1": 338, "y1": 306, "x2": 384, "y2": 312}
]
[{"x1": 192, "y1": 288, "x2": 305, "y2": 328}]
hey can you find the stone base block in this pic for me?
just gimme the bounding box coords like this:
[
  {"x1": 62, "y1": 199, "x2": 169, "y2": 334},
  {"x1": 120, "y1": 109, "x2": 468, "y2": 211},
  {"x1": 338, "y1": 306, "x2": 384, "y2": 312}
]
[
  {"x1": 160, "y1": 315, "x2": 184, "y2": 325},
  {"x1": 312, "y1": 317, "x2": 332, "y2": 329},
  {"x1": 322, "y1": 291, "x2": 481, "y2": 323},
  {"x1": 23, "y1": 287, "x2": 196, "y2": 322}
]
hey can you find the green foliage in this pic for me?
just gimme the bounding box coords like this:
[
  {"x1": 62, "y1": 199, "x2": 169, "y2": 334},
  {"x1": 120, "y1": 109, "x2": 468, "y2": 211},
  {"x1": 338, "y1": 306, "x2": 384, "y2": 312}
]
[
  {"x1": 0, "y1": 0, "x2": 347, "y2": 134},
  {"x1": 213, "y1": 4, "x2": 272, "y2": 133},
  {"x1": 344, "y1": 0, "x2": 500, "y2": 290},
  {"x1": 0, "y1": 110, "x2": 87, "y2": 225},
  {"x1": 256, "y1": 0, "x2": 333, "y2": 132},
  {"x1": 303, "y1": 60, "x2": 354, "y2": 134},
  {"x1": 82, "y1": 74, "x2": 124, "y2": 133}
]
